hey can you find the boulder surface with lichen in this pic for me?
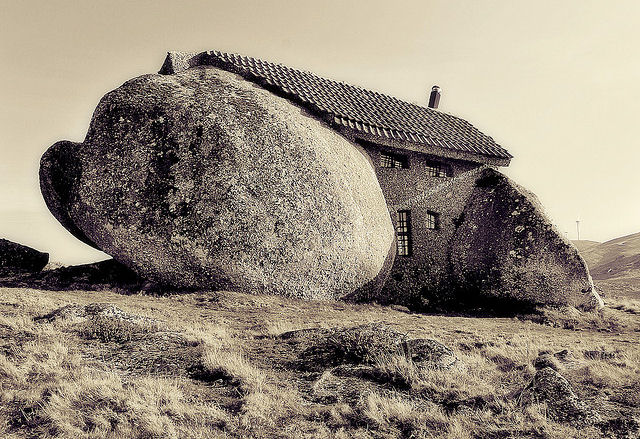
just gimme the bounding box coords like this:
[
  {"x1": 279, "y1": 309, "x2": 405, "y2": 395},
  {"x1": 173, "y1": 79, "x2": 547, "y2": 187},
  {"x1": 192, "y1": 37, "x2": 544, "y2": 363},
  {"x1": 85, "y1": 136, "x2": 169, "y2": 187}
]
[
  {"x1": 39, "y1": 66, "x2": 395, "y2": 300},
  {"x1": 449, "y1": 168, "x2": 603, "y2": 310},
  {"x1": 0, "y1": 238, "x2": 49, "y2": 274},
  {"x1": 520, "y1": 367, "x2": 601, "y2": 426}
]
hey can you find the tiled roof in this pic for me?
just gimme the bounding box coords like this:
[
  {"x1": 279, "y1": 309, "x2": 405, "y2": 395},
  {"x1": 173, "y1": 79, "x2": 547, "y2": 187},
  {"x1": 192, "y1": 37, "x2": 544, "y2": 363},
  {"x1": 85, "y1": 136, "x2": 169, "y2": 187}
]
[{"x1": 160, "y1": 51, "x2": 512, "y2": 163}]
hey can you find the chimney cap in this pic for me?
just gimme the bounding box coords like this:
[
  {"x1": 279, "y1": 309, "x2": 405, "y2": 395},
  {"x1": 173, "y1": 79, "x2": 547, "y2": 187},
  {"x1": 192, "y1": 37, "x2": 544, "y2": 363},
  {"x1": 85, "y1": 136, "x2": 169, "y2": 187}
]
[{"x1": 428, "y1": 85, "x2": 441, "y2": 109}]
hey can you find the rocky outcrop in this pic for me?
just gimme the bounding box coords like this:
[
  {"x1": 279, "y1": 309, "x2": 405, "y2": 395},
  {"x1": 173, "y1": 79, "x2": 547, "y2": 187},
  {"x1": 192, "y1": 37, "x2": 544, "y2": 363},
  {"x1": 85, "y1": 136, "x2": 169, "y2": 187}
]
[
  {"x1": 283, "y1": 323, "x2": 457, "y2": 371},
  {"x1": 282, "y1": 324, "x2": 457, "y2": 404},
  {"x1": 377, "y1": 166, "x2": 602, "y2": 311},
  {"x1": 0, "y1": 259, "x2": 145, "y2": 292},
  {"x1": 35, "y1": 302, "x2": 159, "y2": 326},
  {"x1": 40, "y1": 66, "x2": 394, "y2": 300},
  {"x1": 0, "y1": 238, "x2": 48, "y2": 273},
  {"x1": 449, "y1": 168, "x2": 603, "y2": 310},
  {"x1": 39, "y1": 55, "x2": 600, "y2": 311},
  {"x1": 520, "y1": 367, "x2": 601, "y2": 427}
]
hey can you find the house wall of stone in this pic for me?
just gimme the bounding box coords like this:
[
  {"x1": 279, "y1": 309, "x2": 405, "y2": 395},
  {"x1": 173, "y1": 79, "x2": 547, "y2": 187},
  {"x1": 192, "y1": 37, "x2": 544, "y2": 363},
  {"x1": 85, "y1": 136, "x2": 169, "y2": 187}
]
[{"x1": 354, "y1": 139, "x2": 489, "y2": 308}]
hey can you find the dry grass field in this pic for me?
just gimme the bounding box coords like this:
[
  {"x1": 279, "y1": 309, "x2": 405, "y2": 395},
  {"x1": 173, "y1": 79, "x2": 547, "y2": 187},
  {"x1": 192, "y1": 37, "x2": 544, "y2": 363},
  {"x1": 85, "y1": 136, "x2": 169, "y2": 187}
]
[{"x1": 0, "y1": 268, "x2": 638, "y2": 438}]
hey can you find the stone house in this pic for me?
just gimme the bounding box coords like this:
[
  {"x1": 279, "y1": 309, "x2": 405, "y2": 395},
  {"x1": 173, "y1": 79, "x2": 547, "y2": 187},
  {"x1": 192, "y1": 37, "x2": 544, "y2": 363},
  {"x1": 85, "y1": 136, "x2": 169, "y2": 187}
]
[{"x1": 159, "y1": 51, "x2": 526, "y2": 307}]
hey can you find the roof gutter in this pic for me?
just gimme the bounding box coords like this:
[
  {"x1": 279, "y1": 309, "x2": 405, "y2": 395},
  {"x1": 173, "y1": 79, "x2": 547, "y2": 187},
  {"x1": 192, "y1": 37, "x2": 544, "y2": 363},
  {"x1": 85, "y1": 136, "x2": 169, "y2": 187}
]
[{"x1": 339, "y1": 128, "x2": 511, "y2": 167}]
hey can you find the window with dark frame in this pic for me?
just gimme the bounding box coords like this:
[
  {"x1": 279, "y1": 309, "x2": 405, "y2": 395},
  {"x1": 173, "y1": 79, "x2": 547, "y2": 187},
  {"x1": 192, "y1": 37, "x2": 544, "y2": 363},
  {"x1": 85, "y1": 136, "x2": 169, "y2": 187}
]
[
  {"x1": 396, "y1": 210, "x2": 412, "y2": 256},
  {"x1": 381, "y1": 152, "x2": 408, "y2": 168},
  {"x1": 426, "y1": 161, "x2": 451, "y2": 177},
  {"x1": 426, "y1": 211, "x2": 439, "y2": 230}
]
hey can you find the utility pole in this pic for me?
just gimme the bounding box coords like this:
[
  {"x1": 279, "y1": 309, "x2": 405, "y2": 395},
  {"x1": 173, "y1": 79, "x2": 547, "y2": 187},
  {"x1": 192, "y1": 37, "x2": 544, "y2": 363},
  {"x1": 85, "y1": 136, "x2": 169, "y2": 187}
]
[{"x1": 576, "y1": 220, "x2": 580, "y2": 241}]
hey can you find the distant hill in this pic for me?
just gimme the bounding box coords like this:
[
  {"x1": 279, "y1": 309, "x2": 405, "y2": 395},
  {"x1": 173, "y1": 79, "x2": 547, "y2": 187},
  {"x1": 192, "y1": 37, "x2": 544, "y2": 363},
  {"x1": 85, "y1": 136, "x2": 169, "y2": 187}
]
[
  {"x1": 571, "y1": 240, "x2": 601, "y2": 255},
  {"x1": 573, "y1": 232, "x2": 640, "y2": 298},
  {"x1": 573, "y1": 232, "x2": 640, "y2": 280}
]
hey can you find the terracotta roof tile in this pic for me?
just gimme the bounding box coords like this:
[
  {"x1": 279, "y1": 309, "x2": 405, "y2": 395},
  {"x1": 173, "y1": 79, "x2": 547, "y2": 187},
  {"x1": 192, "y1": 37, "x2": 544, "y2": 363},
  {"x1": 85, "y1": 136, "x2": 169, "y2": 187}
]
[{"x1": 161, "y1": 51, "x2": 512, "y2": 162}]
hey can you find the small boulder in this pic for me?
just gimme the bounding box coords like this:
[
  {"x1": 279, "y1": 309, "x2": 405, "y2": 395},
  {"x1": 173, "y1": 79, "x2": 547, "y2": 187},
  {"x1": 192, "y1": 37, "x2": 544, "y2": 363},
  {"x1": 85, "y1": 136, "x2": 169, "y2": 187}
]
[
  {"x1": 0, "y1": 238, "x2": 48, "y2": 274},
  {"x1": 0, "y1": 259, "x2": 145, "y2": 292},
  {"x1": 534, "y1": 349, "x2": 583, "y2": 371},
  {"x1": 40, "y1": 66, "x2": 394, "y2": 301},
  {"x1": 533, "y1": 351, "x2": 562, "y2": 371},
  {"x1": 450, "y1": 169, "x2": 603, "y2": 310},
  {"x1": 521, "y1": 367, "x2": 600, "y2": 426},
  {"x1": 286, "y1": 323, "x2": 457, "y2": 371},
  {"x1": 405, "y1": 338, "x2": 457, "y2": 369},
  {"x1": 35, "y1": 302, "x2": 159, "y2": 326}
]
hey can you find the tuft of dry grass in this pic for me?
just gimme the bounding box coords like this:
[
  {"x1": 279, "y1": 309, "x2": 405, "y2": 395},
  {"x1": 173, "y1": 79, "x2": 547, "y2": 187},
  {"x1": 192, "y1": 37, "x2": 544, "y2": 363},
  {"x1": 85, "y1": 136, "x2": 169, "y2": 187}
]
[
  {"x1": 359, "y1": 391, "x2": 449, "y2": 437},
  {"x1": 0, "y1": 310, "x2": 228, "y2": 439},
  {"x1": 198, "y1": 344, "x2": 267, "y2": 395}
]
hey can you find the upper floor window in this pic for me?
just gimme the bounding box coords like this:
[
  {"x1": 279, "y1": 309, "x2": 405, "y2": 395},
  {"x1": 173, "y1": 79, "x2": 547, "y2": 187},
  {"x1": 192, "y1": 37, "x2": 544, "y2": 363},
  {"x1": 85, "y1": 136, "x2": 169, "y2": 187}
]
[
  {"x1": 426, "y1": 161, "x2": 451, "y2": 177},
  {"x1": 426, "y1": 211, "x2": 439, "y2": 230},
  {"x1": 381, "y1": 152, "x2": 408, "y2": 168},
  {"x1": 396, "y1": 210, "x2": 412, "y2": 256}
]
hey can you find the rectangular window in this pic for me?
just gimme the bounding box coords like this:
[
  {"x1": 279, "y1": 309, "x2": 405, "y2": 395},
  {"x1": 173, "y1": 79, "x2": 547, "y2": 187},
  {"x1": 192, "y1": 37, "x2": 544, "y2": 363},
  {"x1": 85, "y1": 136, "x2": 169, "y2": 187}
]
[
  {"x1": 426, "y1": 211, "x2": 439, "y2": 230},
  {"x1": 381, "y1": 152, "x2": 408, "y2": 168},
  {"x1": 426, "y1": 162, "x2": 450, "y2": 177},
  {"x1": 396, "y1": 210, "x2": 412, "y2": 256}
]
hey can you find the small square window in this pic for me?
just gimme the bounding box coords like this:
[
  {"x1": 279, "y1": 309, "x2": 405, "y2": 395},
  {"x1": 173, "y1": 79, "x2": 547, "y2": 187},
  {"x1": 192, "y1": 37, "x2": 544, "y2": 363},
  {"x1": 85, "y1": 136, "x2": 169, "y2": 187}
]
[
  {"x1": 381, "y1": 152, "x2": 408, "y2": 168},
  {"x1": 426, "y1": 161, "x2": 451, "y2": 177}
]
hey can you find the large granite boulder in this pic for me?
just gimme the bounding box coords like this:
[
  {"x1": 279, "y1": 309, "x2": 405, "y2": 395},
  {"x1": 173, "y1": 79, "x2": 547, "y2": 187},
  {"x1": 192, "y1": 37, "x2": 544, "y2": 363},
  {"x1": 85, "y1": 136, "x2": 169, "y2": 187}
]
[
  {"x1": 40, "y1": 66, "x2": 395, "y2": 300},
  {"x1": 449, "y1": 168, "x2": 603, "y2": 310},
  {"x1": 0, "y1": 238, "x2": 48, "y2": 273}
]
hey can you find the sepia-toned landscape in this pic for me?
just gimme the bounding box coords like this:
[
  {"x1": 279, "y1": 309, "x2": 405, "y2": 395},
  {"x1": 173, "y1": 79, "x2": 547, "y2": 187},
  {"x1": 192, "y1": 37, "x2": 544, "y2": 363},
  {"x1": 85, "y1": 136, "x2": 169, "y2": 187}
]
[{"x1": 2, "y1": 2, "x2": 639, "y2": 438}]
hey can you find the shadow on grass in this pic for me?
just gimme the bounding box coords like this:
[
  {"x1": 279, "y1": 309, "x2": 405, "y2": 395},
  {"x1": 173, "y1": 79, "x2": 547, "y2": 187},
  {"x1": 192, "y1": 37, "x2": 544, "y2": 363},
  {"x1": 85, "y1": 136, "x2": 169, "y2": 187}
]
[{"x1": 398, "y1": 293, "x2": 541, "y2": 319}]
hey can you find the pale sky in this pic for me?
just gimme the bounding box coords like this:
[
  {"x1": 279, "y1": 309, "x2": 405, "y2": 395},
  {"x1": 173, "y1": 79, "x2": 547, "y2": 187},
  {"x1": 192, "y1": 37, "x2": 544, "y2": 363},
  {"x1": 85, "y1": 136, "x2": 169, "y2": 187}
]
[{"x1": 1, "y1": 0, "x2": 639, "y2": 264}]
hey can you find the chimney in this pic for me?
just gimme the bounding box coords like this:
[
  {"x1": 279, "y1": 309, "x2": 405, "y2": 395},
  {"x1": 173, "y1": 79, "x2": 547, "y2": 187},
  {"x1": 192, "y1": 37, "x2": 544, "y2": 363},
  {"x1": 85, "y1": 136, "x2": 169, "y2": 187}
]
[{"x1": 428, "y1": 85, "x2": 441, "y2": 109}]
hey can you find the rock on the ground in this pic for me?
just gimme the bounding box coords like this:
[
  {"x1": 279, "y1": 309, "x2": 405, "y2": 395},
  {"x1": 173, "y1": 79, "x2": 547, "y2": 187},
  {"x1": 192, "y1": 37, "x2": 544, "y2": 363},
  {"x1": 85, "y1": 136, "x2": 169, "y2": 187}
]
[
  {"x1": 0, "y1": 238, "x2": 48, "y2": 273},
  {"x1": 521, "y1": 367, "x2": 601, "y2": 426},
  {"x1": 35, "y1": 303, "x2": 204, "y2": 376},
  {"x1": 0, "y1": 259, "x2": 145, "y2": 292},
  {"x1": 449, "y1": 168, "x2": 603, "y2": 310},
  {"x1": 533, "y1": 349, "x2": 583, "y2": 371},
  {"x1": 533, "y1": 352, "x2": 561, "y2": 371},
  {"x1": 40, "y1": 66, "x2": 395, "y2": 300},
  {"x1": 36, "y1": 302, "x2": 159, "y2": 326},
  {"x1": 287, "y1": 323, "x2": 457, "y2": 371}
]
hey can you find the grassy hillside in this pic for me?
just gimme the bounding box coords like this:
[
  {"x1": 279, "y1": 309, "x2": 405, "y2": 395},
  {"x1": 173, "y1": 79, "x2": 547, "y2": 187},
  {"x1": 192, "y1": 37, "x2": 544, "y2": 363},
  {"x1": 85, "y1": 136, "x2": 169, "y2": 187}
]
[
  {"x1": 572, "y1": 240, "x2": 601, "y2": 255},
  {"x1": 574, "y1": 232, "x2": 640, "y2": 299},
  {"x1": 0, "y1": 269, "x2": 639, "y2": 438},
  {"x1": 575, "y1": 232, "x2": 640, "y2": 278}
]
